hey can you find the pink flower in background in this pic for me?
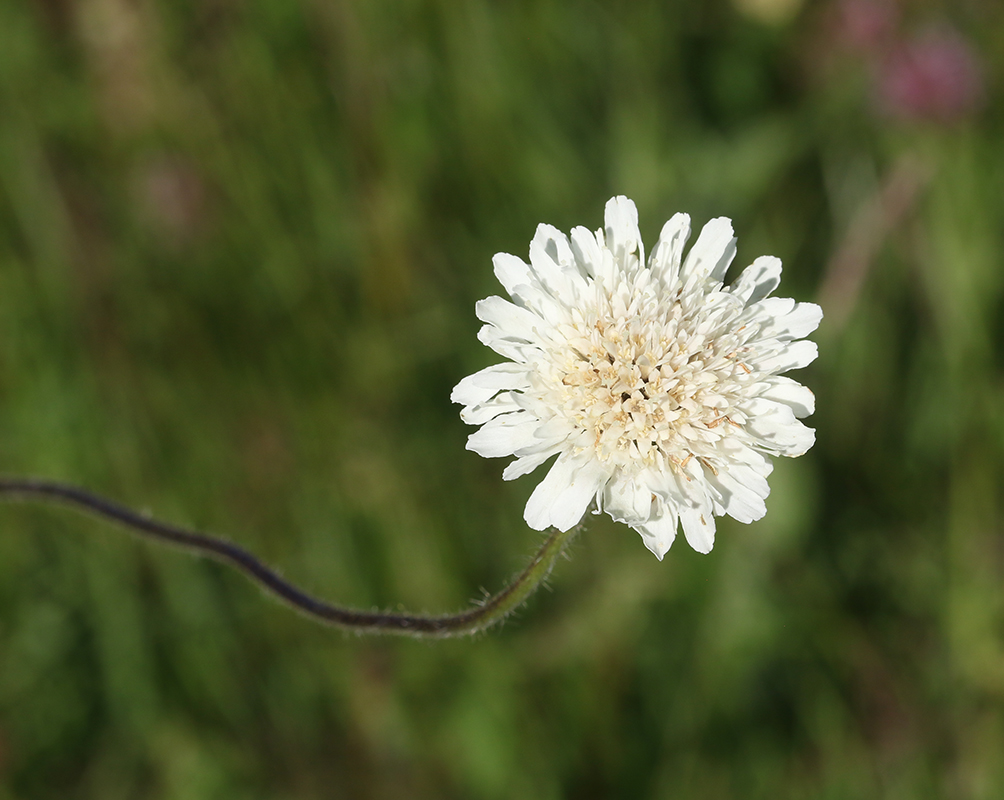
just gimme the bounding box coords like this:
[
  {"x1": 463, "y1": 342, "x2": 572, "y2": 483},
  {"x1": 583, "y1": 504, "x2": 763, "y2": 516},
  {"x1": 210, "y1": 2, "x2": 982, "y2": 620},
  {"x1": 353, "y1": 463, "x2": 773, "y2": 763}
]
[
  {"x1": 825, "y1": 2, "x2": 984, "y2": 125},
  {"x1": 838, "y1": 0, "x2": 897, "y2": 52},
  {"x1": 876, "y1": 29, "x2": 984, "y2": 122}
]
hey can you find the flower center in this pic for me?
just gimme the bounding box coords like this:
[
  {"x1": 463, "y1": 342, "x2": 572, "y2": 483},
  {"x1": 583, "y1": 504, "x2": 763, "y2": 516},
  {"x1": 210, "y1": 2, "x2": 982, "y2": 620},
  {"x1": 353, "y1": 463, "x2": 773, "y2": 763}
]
[{"x1": 542, "y1": 286, "x2": 751, "y2": 475}]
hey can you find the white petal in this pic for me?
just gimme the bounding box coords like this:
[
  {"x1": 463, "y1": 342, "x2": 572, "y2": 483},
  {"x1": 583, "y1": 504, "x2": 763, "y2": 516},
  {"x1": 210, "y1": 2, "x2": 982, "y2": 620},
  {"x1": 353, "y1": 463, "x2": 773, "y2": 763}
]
[
  {"x1": 451, "y1": 363, "x2": 530, "y2": 406},
  {"x1": 729, "y1": 255, "x2": 782, "y2": 305},
  {"x1": 527, "y1": 415, "x2": 573, "y2": 442},
  {"x1": 681, "y1": 217, "x2": 736, "y2": 285},
  {"x1": 632, "y1": 508, "x2": 679, "y2": 561},
  {"x1": 604, "y1": 475, "x2": 654, "y2": 525},
  {"x1": 758, "y1": 377, "x2": 815, "y2": 418},
  {"x1": 502, "y1": 416, "x2": 574, "y2": 458},
  {"x1": 717, "y1": 439, "x2": 774, "y2": 476},
  {"x1": 758, "y1": 301, "x2": 823, "y2": 341},
  {"x1": 466, "y1": 412, "x2": 540, "y2": 458},
  {"x1": 569, "y1": 225, "x2": 605, "y2": 279},
  {"x1": 749, "y1": 296, "x2": 795, "y2": 321},
  {"x1": 753, "y1": 339, "x2": 818, "y2": 373},
  {"x1": 502, "y1": 448, "x2": 561, "y2": 480},
  {"x1": 475, "y1": 296, "x2": 545, "y2": 343},
  {"x1": 476, "y1": 324, "x2": 543, "y2": 362},
  {"x1": 514, "y1": 434, "x2": 572, "y2": 457},
  {"x1": 695, "y1": 290, "x2": 744, "y2": 336},
  {"x1": 603, "y1": 196, "x2": 644, "y2": 269},
  {"x1": 680, "y1": 506, "x2": 716, "y2": 554},
  {"x1": 460, "y1": 392, "x2": 521, "y2": 425},
  {"x1": 507, "y1": 281, "x2": 566, "y2": 322},
  {"x1": 524, "y1": 455, "x2": 608, "y2": 531},
  {"x1": 492, "y1": 252, "x2": 532, "y2": 296},
  {"x1": 706, "y1": 467, "x2": 768, "y2": 525},
  {"x1": 645, "y1": 466, "x2": 696, "y2": 508},
  {"x1": 742, "y1": 398, "x2": 816, "y2": 456},
  {"x1": 533, "y1": 223, "x2": 575, "y2": 266},
  {"x1": 649, "y1": 212, "x2": 691, "y2": 286},
  {"x1": 529, "y1": 224, "x2": 583, "y2": 302},
  {"x1": 724, "y1": 463, "x2": 771, "y2": 500}
]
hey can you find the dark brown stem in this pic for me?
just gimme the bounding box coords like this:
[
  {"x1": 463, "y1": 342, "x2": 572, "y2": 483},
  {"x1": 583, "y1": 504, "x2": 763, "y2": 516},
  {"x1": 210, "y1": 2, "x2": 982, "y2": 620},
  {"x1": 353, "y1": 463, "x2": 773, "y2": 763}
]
[{"x1": 0, "y1": 477, "x2": 577, "y2": 638}]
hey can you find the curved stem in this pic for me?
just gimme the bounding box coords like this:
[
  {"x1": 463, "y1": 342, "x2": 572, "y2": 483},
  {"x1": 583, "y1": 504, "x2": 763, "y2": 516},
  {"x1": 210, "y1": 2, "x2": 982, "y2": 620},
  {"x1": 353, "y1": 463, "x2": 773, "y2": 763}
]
[{"x1": 0, "y1": 477, "x2": 578, "y2": 638}]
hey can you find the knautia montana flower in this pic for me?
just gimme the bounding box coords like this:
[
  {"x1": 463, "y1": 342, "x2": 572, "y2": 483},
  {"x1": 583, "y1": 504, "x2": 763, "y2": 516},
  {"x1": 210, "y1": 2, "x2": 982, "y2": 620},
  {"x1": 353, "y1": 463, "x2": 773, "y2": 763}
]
[{"x1": 452, "y1": 197, "x2": 821, "y2": 559}]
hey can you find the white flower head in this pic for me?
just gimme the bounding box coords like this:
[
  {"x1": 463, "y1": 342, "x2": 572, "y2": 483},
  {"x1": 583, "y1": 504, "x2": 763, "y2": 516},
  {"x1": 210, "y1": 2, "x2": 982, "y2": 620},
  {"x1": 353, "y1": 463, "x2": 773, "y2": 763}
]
[{"x1": 452, "y1": 197, "x2": 821, "y2": 559}]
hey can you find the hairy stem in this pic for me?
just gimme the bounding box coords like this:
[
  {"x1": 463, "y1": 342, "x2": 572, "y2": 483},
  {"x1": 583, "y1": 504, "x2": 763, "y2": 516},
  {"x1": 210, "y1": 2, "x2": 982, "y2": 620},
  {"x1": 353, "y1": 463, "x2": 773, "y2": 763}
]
[{"x1": 0, "y1": 477, "x2": 577, "y2": 638}]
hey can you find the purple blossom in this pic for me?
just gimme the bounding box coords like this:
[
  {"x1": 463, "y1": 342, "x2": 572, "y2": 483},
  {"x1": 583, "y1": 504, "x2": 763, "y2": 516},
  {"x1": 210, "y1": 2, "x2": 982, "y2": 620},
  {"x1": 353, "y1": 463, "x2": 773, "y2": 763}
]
[{"x1": 876, "y1": 29, "x2": 984, "y2": 122}]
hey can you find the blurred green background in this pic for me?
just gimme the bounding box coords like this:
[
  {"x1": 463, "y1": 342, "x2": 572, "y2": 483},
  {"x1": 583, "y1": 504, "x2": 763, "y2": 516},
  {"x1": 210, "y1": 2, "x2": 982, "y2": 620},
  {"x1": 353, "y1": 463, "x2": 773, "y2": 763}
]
[{"x1": 2, "y1": 0, "x2": 1003, "y2": 797}]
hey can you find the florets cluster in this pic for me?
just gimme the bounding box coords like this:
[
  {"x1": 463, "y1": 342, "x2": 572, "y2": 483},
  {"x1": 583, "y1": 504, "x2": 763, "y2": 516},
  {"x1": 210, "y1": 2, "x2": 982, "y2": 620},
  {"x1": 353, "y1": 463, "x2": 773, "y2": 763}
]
[{"x1": 453, "y1": 197, "x2": 820, "y2": 558}]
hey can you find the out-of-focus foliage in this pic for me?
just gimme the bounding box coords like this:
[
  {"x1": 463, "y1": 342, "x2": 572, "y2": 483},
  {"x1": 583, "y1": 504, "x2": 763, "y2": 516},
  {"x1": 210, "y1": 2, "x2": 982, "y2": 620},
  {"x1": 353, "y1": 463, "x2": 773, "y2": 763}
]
[{"x1": 1, "y1": 0, "x2": 1003, "y2": 797}]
